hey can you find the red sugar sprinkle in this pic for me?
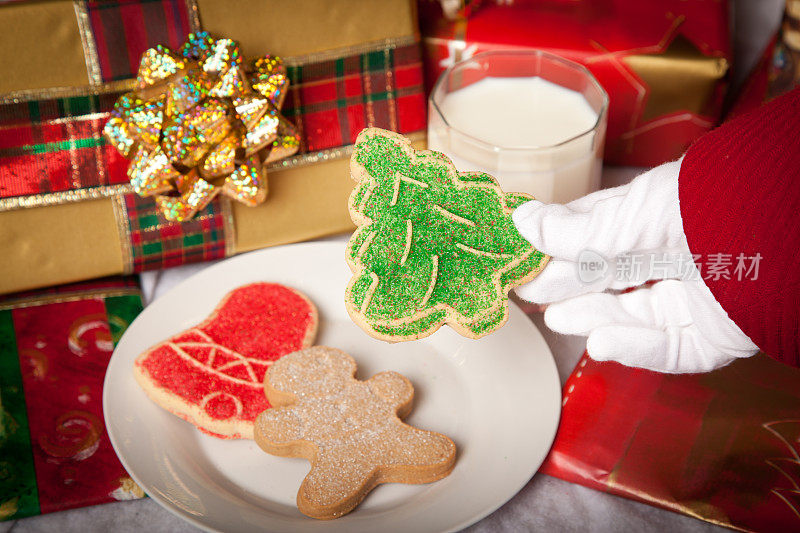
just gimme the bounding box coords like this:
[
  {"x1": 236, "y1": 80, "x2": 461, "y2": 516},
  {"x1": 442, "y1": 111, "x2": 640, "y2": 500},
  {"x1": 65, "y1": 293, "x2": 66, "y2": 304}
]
[{"x1": 136, "y1": 283, "x2": 317, "y2": 438}]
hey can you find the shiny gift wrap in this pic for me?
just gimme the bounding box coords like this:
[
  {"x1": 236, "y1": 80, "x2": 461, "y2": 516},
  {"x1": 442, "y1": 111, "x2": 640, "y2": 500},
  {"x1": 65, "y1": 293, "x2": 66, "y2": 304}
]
[
  {"x1": 541, "y1": 352, "x2": 800, "y2": 531},
  {"x1": 0, "y1": 278, "x2": 144, "y2": 521},
  {"x1": 104, "y1": 32, "x2": 300, "y2": 221}
]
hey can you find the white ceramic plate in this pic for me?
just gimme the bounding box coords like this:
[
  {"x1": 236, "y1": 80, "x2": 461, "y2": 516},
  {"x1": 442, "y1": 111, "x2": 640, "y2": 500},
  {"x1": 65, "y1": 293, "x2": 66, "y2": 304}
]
[{"x1": 104, "y1": 241, "x2": 560, "y2": 533}]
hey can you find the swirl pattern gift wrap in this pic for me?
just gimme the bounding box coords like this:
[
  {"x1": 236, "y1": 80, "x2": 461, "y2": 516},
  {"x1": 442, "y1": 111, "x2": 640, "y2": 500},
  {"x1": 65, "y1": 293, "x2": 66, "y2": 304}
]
[{"x1": 0, "y1": 278, "x2": 144, "y2": 521}]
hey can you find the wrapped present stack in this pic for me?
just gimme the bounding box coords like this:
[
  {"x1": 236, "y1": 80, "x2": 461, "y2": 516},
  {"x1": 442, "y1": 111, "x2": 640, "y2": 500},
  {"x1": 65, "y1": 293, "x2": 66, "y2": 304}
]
[
  {"x1": 419, "y1": 0, "x2": 731, "y2": 167},
  {"x1": 0, "y1": 0, "x2": 426, "y2": 295}
]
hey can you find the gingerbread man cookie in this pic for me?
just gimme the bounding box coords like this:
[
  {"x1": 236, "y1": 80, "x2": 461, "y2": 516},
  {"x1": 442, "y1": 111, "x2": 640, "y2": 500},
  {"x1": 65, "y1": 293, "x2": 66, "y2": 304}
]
[
  {"x1": 254, "y1": 346, "x2": 456, "y2": 520},
  {"x1": 346, "y1": 127, "x2": 548, "y2": 342}
]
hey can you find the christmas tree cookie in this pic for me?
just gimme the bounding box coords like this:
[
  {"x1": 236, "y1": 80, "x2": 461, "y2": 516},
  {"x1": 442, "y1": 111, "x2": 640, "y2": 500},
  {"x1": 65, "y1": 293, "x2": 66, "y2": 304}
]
[{"x1": 345, "y1": 128, "x2": 548, "y2": 341}]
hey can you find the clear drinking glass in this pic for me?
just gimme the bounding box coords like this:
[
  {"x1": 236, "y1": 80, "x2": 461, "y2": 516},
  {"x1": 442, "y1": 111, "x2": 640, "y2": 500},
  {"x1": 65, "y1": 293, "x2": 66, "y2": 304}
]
[{"x1": 428, "y1": 50, "x2": 608, "y2": 203}]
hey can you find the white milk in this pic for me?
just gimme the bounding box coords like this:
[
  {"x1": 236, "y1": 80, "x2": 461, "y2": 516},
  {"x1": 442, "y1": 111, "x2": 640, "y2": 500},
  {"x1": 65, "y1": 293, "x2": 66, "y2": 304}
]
[{"x1": 428, "y1": 76, "x2": 603, "y2": 203}]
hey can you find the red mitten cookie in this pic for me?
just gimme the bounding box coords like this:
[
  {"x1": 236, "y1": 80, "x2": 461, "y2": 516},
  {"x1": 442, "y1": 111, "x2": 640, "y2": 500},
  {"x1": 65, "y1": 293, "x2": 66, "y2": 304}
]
[{"x1": 134, "y1": 283, "x2": 317, "y2": 439}]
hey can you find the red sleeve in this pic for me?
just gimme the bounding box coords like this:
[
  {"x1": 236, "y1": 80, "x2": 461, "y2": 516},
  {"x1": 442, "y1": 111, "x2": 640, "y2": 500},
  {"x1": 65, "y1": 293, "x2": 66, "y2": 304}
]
[{"x1": 678, "y1": 87, "x2": 800, "y2": 367}]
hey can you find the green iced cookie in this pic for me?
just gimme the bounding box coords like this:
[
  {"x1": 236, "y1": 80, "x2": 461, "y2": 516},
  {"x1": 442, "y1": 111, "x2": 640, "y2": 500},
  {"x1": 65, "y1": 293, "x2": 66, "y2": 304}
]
[{"x1": 345, "y1": 128, "x2": 548, "y2": 342}]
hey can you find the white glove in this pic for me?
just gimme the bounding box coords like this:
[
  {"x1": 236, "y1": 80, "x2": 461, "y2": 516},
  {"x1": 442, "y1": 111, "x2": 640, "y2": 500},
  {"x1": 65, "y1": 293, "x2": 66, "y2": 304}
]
[{"x1": 512, "y1": 159, "x2": 759, "y2": 373}]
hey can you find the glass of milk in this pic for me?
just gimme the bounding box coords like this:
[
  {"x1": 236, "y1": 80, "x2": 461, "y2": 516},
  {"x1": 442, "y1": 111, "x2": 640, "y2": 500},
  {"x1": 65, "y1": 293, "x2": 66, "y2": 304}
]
[{"x1": 428, "y1": 50, "x2": 608, "y2": 203}]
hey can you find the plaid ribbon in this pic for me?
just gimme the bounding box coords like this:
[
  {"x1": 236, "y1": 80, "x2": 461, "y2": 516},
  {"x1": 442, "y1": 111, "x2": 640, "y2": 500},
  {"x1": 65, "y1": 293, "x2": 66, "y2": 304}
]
[
  {"x1": 0, "y1": 92, "x2": 128, "y2": 199},
  {"x1": 0, "y1": 48, "x2": 424, "y2": 202},
  {"x1": 118, "y1": 193, "x2": 227, "y2": 273},
  {"x1": 284, "y1": 43, "x2": 426, "y2": 152}
]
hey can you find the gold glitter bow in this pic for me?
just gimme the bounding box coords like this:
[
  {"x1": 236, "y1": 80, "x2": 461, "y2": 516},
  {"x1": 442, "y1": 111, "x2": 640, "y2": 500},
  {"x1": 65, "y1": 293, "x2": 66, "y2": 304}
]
[{"x1": 104, "y1": 32, "x2": 300, "y2": 221}]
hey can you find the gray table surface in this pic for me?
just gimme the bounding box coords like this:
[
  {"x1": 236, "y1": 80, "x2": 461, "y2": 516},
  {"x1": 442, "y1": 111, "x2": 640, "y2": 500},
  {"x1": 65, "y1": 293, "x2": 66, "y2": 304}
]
[{"x1": 0, "y1": 2, "x2": 783, "y2": 529}]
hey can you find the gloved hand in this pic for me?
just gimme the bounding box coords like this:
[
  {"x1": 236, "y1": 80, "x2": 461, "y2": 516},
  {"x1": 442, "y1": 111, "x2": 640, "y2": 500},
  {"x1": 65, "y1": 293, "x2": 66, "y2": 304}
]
[{"x1": 512, "y1": 159, "x2": 759, "y2": 373}]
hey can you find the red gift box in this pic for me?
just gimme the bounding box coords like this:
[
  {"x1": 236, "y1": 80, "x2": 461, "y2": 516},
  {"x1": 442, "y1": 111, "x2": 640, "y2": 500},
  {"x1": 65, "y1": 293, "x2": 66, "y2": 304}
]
[
  {"x1": 541, "y1": 352, "x2": 800, "y2": 531},
  {"x1": 0, "y1": 278, "x2": 144, "y2": 521},
  {"x1": 419, "y1": 0, "x2": 731, "y2": 167}
]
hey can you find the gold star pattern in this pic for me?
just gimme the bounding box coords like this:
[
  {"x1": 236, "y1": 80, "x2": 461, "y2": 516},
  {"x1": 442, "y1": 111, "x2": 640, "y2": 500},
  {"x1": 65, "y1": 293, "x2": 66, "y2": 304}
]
[{"x1": 104, "y1": 32, "x2": 300, "y2": 222}]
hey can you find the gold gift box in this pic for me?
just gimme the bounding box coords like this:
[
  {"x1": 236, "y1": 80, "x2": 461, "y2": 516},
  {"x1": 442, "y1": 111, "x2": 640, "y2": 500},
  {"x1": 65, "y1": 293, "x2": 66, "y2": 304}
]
[{"x1": 0, "y1": 0, "x2": 424, "y2": 294}]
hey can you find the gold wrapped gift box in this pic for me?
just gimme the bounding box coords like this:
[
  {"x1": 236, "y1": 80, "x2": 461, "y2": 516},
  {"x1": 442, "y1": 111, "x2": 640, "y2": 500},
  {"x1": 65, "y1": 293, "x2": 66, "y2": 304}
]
[{"x1": 0, "y1": 0, "x2": 425, "y2": 294}]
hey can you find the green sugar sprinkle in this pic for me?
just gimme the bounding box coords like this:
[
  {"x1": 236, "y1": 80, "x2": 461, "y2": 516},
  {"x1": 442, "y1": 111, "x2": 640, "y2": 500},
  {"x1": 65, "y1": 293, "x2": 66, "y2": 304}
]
[{"x1": 345, "y1": 128, "x2": 547, "y2": 341}]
